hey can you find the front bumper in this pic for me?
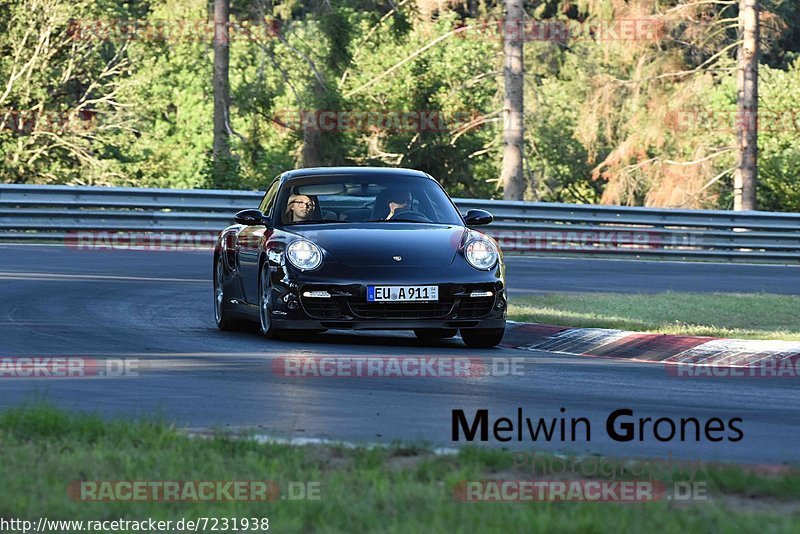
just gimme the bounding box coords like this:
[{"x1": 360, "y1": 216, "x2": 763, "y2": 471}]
[
  {"x1": 272, "y1": 317, "x2": 506, "y2": 330},
  {"x1": 269, "y1": 263, "x2": 506, "y2": 331}
]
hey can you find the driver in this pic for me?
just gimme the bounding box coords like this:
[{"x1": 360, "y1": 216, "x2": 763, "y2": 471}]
[
  {"x1": 384, "y1": 189, "x2": 413, "y2": 220},
  {"x1": 285, "y1": 194, "x2": 316, "y2": 223}
]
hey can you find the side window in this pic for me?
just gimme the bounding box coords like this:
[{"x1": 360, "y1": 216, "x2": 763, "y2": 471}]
[{"x1": 258, "y1": 180, "x2": 280, "y2": 217}]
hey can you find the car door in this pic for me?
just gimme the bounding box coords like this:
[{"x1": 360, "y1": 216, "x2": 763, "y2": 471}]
[{"x1": 238, "y1": 179, "x2": 279, "y2": 304}]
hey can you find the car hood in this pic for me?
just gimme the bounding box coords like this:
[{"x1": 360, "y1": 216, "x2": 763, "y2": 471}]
[{"x1": 288, "y1": 223, "x2": 466, "y2": 267}]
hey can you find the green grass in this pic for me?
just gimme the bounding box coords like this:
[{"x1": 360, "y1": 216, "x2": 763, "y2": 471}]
[
  {"x1": 508, "y1": 292, "x2": 800, "y2": 340},
  {"x1": 0, "y1": 405, "x2": 798, "y2": 533}
]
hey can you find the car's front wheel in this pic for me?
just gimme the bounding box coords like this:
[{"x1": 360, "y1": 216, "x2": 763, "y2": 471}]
[
  {"x1": 413, "y1": 328, "x2": 457, "y2": 341},
  {"x1": 460, "y1": 327, "x2": 505, "y2": 348},
  {"x1": 258, "y1": 262, "x2": 280, "y2": 338},
  {"x1": 214, "y1": 253, "x2": 235, "y2": 331}
]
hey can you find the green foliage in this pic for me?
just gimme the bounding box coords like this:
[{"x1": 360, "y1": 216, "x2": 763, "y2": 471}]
[
  {"x1": 509, "y1": 292, "x2": 800, "y2": 340},
  {"x1": 2, "y1": 403, "x2": 800, "y2": 530},
  {"x1": 1, "y1": 0, "x2": 800, "y2": 211},
  {"x1": 755, "y1": 61, "x2": 800, "y2": 211}
]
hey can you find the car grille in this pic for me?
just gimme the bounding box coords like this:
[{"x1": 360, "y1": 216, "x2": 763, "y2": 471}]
[
  {"x1": 301, "y1": 299, "x2": 345, "y2": 319},
  {"x1": 299, "y1": 284, "x2": 499, "y2": 321},
  {"x1": 347, "y1": 300, "x2": 455, "y2": 319},
  {"x1": 457, "y1": 297, "x2": 495, "y2": 318}
]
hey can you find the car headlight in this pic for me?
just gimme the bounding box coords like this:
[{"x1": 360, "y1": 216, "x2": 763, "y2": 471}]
[
  {"x1": 464, "y1": 238, "x2": 498, "y2": 270},
  {"x1": 286, "y1": 240, "x2": 323, "y2": 271}
]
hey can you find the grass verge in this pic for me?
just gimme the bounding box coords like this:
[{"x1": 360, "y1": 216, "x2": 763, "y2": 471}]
[
  {"x1": 0, "y1": 405, "x2": 798, "y2": 532},
  {"x1": 508, "y1": 292, "x2": 800, "y2": 340}
]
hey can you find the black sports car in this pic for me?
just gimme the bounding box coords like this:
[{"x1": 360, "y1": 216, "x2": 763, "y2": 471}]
[{"x1": 213, "y1": 167, "x2": 506, "y2": 348}]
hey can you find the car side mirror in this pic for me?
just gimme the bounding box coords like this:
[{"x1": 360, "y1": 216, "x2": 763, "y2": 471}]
[
  {"x1": 234, "y1": 209, "x2": 269, "y2": 226},
  {"x1": 464, "y1": 209, "x2": 493, "y2": 226}
]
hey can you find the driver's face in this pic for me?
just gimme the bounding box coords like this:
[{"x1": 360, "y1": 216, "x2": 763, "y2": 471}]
[
  {"x1": 289, "y1": 196, "x2": 314, "y2": 220},
  {"x1": 386, "y1": 197, "x2": 410, "y2": 220}
]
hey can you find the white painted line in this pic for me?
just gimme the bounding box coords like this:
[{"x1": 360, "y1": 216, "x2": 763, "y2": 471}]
[
  {"x1": 0, "y1": 243, "x2": 210, "y2": 253},
  {"x1": 0, "y1": 271, "x2": 206, "y2": 283},
  {"x1": 506, "y1": 254, "x2": 800, "y2": 268},
  {"x1": 182, "y1": 429, "x2": 458, "y2": 455}
]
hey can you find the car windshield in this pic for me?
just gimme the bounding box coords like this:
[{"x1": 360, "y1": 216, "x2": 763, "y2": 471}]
[{"x1": 278, "y1": 174, "x2": 463, "y2": 226}]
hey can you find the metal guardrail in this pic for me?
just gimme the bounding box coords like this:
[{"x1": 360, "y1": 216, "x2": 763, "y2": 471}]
[{"x1": 1, "y1": 184, "x2": 798, "y2": 262}]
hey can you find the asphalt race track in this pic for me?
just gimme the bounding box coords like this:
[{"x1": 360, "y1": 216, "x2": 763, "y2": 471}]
[
  {"x1": 506, "y1": 256, "x2": 800, "y2": 295},
  {"x1": 1, "y1": 244, "x2": 799, "y2": 465}
]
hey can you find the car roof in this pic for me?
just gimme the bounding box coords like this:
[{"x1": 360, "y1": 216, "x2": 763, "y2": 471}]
[{"x1": 278, "y1": 167, "x2": 433, "y2": 182}]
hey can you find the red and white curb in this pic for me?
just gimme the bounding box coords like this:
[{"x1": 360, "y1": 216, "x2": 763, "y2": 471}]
[{"x1": 502, "y1": 322, "x2": 800, "y2": 369}]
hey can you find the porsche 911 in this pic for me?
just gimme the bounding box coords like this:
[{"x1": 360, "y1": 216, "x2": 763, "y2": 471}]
[{"x1": 213, "y1": 167, "x2": 506, "y2": 348}]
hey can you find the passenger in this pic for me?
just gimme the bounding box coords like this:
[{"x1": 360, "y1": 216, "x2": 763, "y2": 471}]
[{"x1": 285, "y1": 194, "x2": 316, "y2": 222}]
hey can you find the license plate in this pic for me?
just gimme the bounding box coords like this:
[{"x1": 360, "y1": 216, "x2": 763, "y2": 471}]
[{"x1": 367, "y1": 285, "x2": 439, "y2": 302}]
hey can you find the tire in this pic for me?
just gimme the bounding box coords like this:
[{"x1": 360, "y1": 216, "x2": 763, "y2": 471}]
[
  {"x1": 414, "y1": 328, "x2": 457, "y2": 340},
  {"x1": 460, "y1": 327, "x2": 505, "y2": 348},
  {"x1": 258, "y1": 262, "x2": 280, "y2": 338},
  {"x1": 214, "y1": 253, "x2": 236, "y2": 331}
]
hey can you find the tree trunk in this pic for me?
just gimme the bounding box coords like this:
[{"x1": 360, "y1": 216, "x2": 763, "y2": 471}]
[
  {"x1": 733, "y1": 0, "x2": 758, "y2": 211},
  {"x1": 501, "y1": 0, "x2": 525, "y2": 200},
  {"x1": 301, "y1": 82, "x2": 325, "y2": 168},
  {"x1": 212, "y1": 0, "x2": 231, "y2": 163}
]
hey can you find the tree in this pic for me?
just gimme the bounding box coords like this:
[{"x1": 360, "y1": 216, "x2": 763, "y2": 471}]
[
  {"x1": 0, "y1": 0, "x2": 133, "y2": 185},
  {"x1": 501, "y1": 0, "x2": 525, "y2": 200},
  {"x1": 212, "y1": 0, "x2": 234, "y2": 183},
  {"x1": 734, "y1": 0, "x2": 759, "y2": 210}
]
